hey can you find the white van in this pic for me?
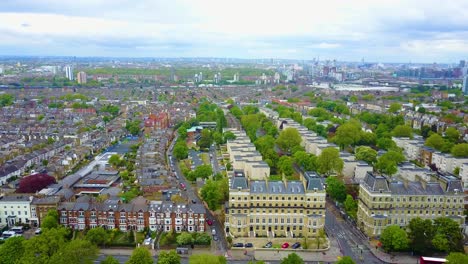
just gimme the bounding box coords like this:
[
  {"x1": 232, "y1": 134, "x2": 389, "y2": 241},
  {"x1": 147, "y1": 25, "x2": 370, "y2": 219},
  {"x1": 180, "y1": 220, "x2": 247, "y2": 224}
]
[
  {"x1": 0, "y1": 231, "x2": 20, "y2": 240},
  {"x1": 11, "y1": 226, "x2": 24, "y2": 234},
  {"x1": 211, "y1": 229, "x2": 216, "y2": 235}
]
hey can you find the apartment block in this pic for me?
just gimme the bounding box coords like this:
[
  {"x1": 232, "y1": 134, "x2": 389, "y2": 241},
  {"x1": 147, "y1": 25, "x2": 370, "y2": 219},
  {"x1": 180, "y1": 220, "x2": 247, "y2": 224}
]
[
  {"x1": 357, "y1": 172, "x2": 465, "y2": 238},
  {"x1": 0, "y1": 194, "x2": 33, "y2": 227}
]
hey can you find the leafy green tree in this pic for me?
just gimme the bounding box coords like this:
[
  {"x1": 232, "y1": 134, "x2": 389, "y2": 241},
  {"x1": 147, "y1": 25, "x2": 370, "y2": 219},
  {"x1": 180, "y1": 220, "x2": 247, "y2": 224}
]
[
  {"x1": 445, "y1": 127, "x2": 460, "y2": 142},
  {"x1": 392, "y1": 125, "x2": 413, "y2": 138},
  {"x1": 0, "y1": 93, "x2": 14, "y2": 107},
  {"x1": 176, "y1": 232, "x2": 194, "y2": 246},
  {"x1": 375, "y1": 150, "x2": 405, "y2": 176},
  {"x1": 376, "y1": 137, "x2": 397, "y2": 151},
  {"x1": 446, "y1": 252, "x2": 468, "y2": 264},
  {"x1": 197, "y1": 129, "x2": 213, "y2": 149},
  {"x1": 190, "y1": 165, "x2": 213, "y2": 180},
  {"x1": 303, "y1": 118, "x2": 316, "y2": 130},
  {"x1": 41, "y1": 209, "x2": 59, "y2": 229},
  {"x1": 212, "y1": 131, "x2": 223, "y2": 145},
  {"x1": 380, "y1": 225, "x2": 409, "y2": 252},
  {"x1": 325, "y1": 177, "x2": 347, "y2": 203},
  {"x1": 388, "y1": 103, "x2": 402, "y2": 113},
  {"x1": 48, "y1": 239, "x2": 98, "y2": 264},
  {"x1": 293, "y1": 151, "x2": 317, "y2": 171},
  {"x1": 189, "y1": 254, "x2": 226, "y2": 264},
  {"x1": 0, "y1": 236, "x2": 25, "y2": 264},
  {"x1": 355, "y1": 146, "x2": 377, "y2": 165},
  {"x1": 254, "y1": 135, "x2": 276, "y2": 155},
  {"x1": 125, "y1": 120, "x2": 141, "y2": 136},
  {"x1": 408, "y1": 217, "x2": 435, "y2": 255},
  {"x1": 278, "y1": 156, "x2": 294, "y2": 177},
  {"x1": 108, "y1": 154, "x2": 122, "y2": 168},
  {"x1": 126, "y1": 247, "x2": 153, "y2": 264},
  {"x1": 336, "y1": 256, "x2": 356, "y2": 264},
  {"x1": 425, "y1": 133, "x2": 446, "y2": 151},
  {"x1": 173, "y1": 142, "x2": 189, "y2": 160},
  {"x1": 451, "y1": 143, "x2": 468, "y2": 157},
  {"x1": 223, "y1": 131, "x2": 236, "y2": 141},
  {"x1": 432, "y1": 217, "x2": 464, "y2": 252},
  {"x1": 317, "y1": 148, "x2": 343, "y2": 176},
  {"x1": 193, "y1": 232, "x2": 212, "y2": 245},
  {"x1": 280, "y1": 253, "x2": 304, "y2": 264},
  {"x1": 344, "y1": 195, "x2": 357, "y2": 219},
  {"x1": 248, "y1": 261, "x2": 266, "y2": 264},
  {"x1": 333, "y1": 121, "x2": 362, "y2": 149},
  {"x1": 200, "y1": 179, "x2": 228, "y2": 210},
  {"x1": 20, "y1": 227, "x2": 71, "y2": 264},
  {"x1": 157, "y1": 250, "x2": 181, "y2": 264},
  {"x1": 276, "y1": 127, "x2": 302, "y2": 154},
  {"x1": 101, "y1": 256, "x2": 120, "y2": 264},
  {"x1": 85, "y1": 227, "x2": 109, "y2": 246}
]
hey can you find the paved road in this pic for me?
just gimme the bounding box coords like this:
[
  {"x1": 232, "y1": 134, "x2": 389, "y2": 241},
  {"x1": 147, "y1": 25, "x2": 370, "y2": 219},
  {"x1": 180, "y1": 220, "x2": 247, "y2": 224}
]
[
  {"x1": 210, "y1": 144, "x2": 221, "y2": 174},
  {"x1": 325, "y1": 201, "x2": 383, "y2": 263}
]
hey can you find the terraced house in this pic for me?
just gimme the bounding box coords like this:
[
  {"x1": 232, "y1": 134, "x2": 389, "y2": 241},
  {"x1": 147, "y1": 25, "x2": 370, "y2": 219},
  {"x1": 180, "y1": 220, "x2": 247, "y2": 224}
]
[
  {"x1": 58, "y1": 196, "x2": 206, "y2": 233},
  {"x1": 225, "y1": 128, "x2": 326, "y2": 239},
  {"x1": 357, "y1": 172, "x2": 465, "y2": 237}
]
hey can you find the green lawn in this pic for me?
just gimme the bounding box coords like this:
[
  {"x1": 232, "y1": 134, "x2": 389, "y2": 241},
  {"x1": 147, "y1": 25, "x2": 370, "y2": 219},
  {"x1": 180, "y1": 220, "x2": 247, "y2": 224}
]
[{"x1": 200, "y1": 153, "x2": 210, "y2": 165}]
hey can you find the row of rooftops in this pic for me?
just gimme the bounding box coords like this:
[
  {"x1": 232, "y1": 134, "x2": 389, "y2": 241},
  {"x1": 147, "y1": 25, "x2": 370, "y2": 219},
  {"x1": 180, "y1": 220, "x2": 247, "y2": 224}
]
[
  {"x1": 362, "y1": 172, "x2": 464, "y2": 195},
  {"x1": 58, "y1": 195, "x2": 206, "y2": 214}
]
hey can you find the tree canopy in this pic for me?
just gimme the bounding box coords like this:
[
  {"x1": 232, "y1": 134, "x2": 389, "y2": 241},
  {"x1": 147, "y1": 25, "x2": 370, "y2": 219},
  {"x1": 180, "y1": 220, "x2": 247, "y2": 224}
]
[
  {"x1": 355, "y1": 146, "x2": 377, "y2": 165},
  {"x1": 157, "y1": 250, "x2": 181, "y2": 264},
  {"x1": 126, "y1": 247, "x2": 153, "y2": 264},
  {"x1": 451, "y1": 143, "x2": 468, "y2": 158},
  {"x1": 280, "y1": 253, "x2": 304, "y2": 264},
  {"x1": 317, "y1": 148, "x2": 343, "y2": 176},
  {"x1": 189, "y1": 254, "x2": 227, "y2": 264},
  {"x1": 17, "y1": 173, "x2": 56, "y2": 193},
  {"x1": 392, "y1": 125, "x2": 413, "y2": 138},
  {"x1": 333, "y1": 121, "x2": 362, "y2": 149},
  {"x1": 276, "y1": 127, "x2": 302, "y2": 154},
  {"x1": 325, "y1": 177, "x2": 347, "y2": 203},
  {"x1": 336, "y1": 256, "x2": 356, "y2": 264},
  {"x1": 380, "y1": 225, "x2": 409, "y2": 252},
  {"x1": 375, "y1": 150, "x2": 405, "y2": 176}
]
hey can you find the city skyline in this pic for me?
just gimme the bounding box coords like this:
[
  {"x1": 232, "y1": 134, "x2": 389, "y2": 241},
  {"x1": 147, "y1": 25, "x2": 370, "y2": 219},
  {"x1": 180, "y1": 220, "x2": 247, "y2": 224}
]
[{"x1": 0, "y1": 0, "x2": 468, "y2": 62}]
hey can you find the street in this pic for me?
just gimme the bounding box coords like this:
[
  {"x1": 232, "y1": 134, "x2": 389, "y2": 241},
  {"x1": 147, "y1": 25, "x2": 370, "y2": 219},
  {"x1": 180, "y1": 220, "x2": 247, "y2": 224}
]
[{"x1": 325, "y1": 201, "x2": 383, "y2": 263}]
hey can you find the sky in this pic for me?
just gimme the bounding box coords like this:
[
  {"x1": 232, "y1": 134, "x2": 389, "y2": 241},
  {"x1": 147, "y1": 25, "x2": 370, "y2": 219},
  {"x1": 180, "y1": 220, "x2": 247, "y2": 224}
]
[{"x1": 0, "y1": 0, "x2": 468, "y2": 63}]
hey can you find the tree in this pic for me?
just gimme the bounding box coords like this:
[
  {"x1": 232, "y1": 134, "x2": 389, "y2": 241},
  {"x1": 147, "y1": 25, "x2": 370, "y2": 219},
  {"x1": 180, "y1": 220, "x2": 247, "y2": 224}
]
[
  {"x1": 315, "y1": 229, "x2": 326, "y2": 249},
  {"x1": 446, "y1": 252, "x2": 468, "y2": 264},
  {"x1": 344, "y1": 195, "x2": 357, "y2": 219},
  {"x1": 173, "y1": 142, "x2": 188, "y2": 160},
  {"x1": 355, "y1": 146, "x2": 377, "y2": 165},
  {"x1": 125, "y1": 120, "x2": 141, "y2": 136},
  {"x1": 254, "y1": 135, "x2": 276, "y2": 155},
  {"x1": 325, "y1": 177, "x2": 347, "y2": 203},
  {"x1": 445, "y1": 127, "x2": 460, "y2": 142},
  {"x1": 425, "y1": 133, "x2": 445, "y2": 150},
  {"x1": 126, "y1": 247, "x2": 153, "y2": 264},
  {"x1": 380, "y1": 225, "x2": 409, "y2": 252},
  {"x1": 20, "y1": 227, "x2": 71, "y2": 264},
  {"x1": 317, "y1": 148, "x2": 343, "y2": 176},
  {"x1": 375, "y1": 150, "x2": 405, "y2": 176},
  {"x1": 223, "y1": 131, "x2": 236, "y2": 141},
  {"x1": 197, "y1": 129, "x2": 213, "y2": 149},
  {"x1": 0, "y1": 236, "x2": 25, "y2": 264},
  {"x1": 85, "y1": 227, "x2": 109, "y2": 246},
  {"x1": 176, "y1": 232, "x2": 194, "y2": 246},
  {"x1": 48, "y1": 239, "x2": 98, "y2": 264},
  {"x1": 392, "y1": 125, "x2": 413, "y2": 138},
  {"x1": 377, "y1": 137, "x2": 397, "y2": 151},
  {"x1": 190, "y1": 165, "x2": 213, "y2": 180},
  {"x1": 200, "y1": 179, "x2": 227, "y2": 210},
  {"x1": 0, "y1": 93, "x2": 14, "y2": 107},
  {"x1": 17, "y1": 173, "x2": 56, "y2": 193},
  {"x1": 101, "y1": 256, "x2": 120, "y2": 264},
  {"x1": 280, "y1": 253, "x2": 304, "y2": 264},
  {"x1": 293, "y1": 151, "x2": 317, "y2": 171},
  {"x1": 41, "y1": 209, "x2": 60, "y2": 229},
  {"x1": 333, "y1": 121, "x2": 362, "y2": 149},
  {"x1": 451, "y1": 143, "x2": 468, "y2": 157},
  {"x1": 388, "y1": 103, "x2": 402, "y2": 113},
  {"x1": 336, "y1": 256, "x2": 356, "y2": 264},
  {"x1": 108, "y1": 154, "x2": 122, "y2": 168},
  {"x1": 189, "y1": 254, "x2": 226, "y2": 264},
  {"x1": 432, "y1": 217, "x2": 464, "y2": 252},
  {"x1": 157, "y1": 250, "x2": 180, "y2": 264},
  {"x1": 278, "y1": 156, "x2": 294, "y2": 177},
  {"x1": 408, "y1": 217, "x2": 435, "y2": 255},
  {"x1": 276, "y1": 127, "x2": 302, "y2": 154}
]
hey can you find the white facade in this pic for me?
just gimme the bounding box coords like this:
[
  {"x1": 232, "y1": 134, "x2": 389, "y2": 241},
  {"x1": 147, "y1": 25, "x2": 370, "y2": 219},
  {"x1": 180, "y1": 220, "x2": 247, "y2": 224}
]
[
  {"x1": 65, "y1": 66, "x2": 74, "y2": 81},
  {"x1": 0, "y1": 195, "x2": 33, "y2": 227}
]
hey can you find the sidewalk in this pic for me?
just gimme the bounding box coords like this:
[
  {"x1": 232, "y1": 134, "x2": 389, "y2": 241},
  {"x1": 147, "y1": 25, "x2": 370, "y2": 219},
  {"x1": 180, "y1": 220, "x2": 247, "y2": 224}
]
[
  {"x1": 367, "y1": 240, "x2": 418, "y2": 264},
  {"x1": 100, "y1": 247, "x2": 217, "y2": 258}
]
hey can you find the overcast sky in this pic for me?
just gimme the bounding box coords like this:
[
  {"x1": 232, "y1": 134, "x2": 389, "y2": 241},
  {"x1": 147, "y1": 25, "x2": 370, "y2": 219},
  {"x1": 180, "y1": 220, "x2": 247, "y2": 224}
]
[{"x1": 1, "y1": 0, "x2": 468, "y2": 62}]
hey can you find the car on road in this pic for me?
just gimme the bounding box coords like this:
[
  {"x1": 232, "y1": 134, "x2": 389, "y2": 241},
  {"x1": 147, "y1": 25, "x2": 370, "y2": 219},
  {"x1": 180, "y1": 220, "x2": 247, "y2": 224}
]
[
  {"x1": 264, "y1": 242, "x2": 272, "y2": 248},
  {"x1": 179, "y1": 182, "x2": 186, "y2": 190},
  {"x1": 281, "y1": 242, "x2": 289, "y2": 249},
  {"x1": 245, "y1": 243, "x2": 253, "y2": 248},
  {"x1": 233, "y1": 243, "x2": 244, "y2": 248},
  {"x1": 144, "y1": 238, "x2": 152, "y2": 246},
  {"x1": 206, "y1": 219, "x2": 213, "y2": 226},
  {"x1": 219, "y1": 166, "x2": 225, "y2": 170},
  {"x1": 211, "y1": 229, "x2": 216, "y2": 235},
  {"x1": 213, "y1": 235, "x2": 219, "y2": 241},
  {"x1": 291, "y1": 242, "x2": 301, "y2": 249}
]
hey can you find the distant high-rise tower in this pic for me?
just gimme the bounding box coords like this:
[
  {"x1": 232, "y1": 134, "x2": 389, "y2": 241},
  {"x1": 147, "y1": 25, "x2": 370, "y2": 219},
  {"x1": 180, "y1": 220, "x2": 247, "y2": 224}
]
[
  {"x1": 65, "y1": 66, "x2": 74, "y2": 81},
  {"x1": 233, "y1": 73, "x2": 240, "y2": 82},
  {"x1": 77, "y1": 71, "x2": 87, "y2": 84},
  {"x1": 463, "y1": 75, "x2": 468, "y2": 95},
  {"x1": 459, "y1": 60, "x2": 466, "y2": 68}
]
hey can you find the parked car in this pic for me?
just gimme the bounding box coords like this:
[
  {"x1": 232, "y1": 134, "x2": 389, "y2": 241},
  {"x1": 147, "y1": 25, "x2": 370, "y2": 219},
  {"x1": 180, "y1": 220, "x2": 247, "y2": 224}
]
[
  {"x1": 0, "y1": 231, "x2": 20, "y2": 240},
  {"x1": 211, "y1": 229, "x2": 216, "y2": 235},
  {"x1": 11, "y1": 226, "x2": 24, "y2": 234},
  {"x1": 281, "y1": 242, "x2": 290, "y2": 249},
  {"x1": 292, "y1": 242, "x2": 301, "y2": 249},
  {"x1": 191, "y1": 199, "x2": 197, "y2": 204},
  {"x1": 245, "y1": 243, "x2": 253, "y2": 248},
  {"x1": 206, "y1": 219, "x2": 213, "y2": 226},
  {"x1": 35, "y1": 228, "x2": 42, "y2": 235},
  {"x1": 213, "y1": 235, "x2": 219, "y2": 241},
  {"x1": 179, "y1": 182, "x2": 186, "y2": 190},
  {"x1": 233, "y1": 243, "x2": 244, "y2": 248},
  {"x1": 144, "y1": 238, "x2": 152, "y2": 246},
  {"x1": 264, "y1": 242, "x2": 273, "y2": 248}
]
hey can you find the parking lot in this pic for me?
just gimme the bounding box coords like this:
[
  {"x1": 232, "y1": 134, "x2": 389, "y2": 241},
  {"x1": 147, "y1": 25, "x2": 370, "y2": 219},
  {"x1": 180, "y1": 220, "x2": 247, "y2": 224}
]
[{"x1": 231, "y1": 237, "x2": 307, "y2": 250}]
